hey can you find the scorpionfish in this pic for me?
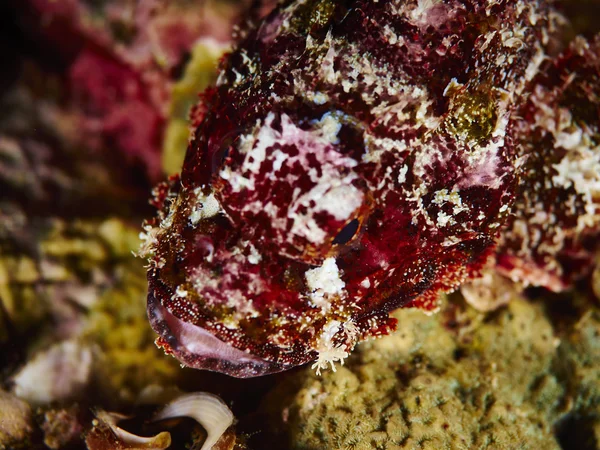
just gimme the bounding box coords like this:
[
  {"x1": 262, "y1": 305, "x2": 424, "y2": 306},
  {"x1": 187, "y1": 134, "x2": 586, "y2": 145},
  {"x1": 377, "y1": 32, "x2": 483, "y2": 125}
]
[{"x1": 141, "y1": 0, "x2": 600, "y2": 377}]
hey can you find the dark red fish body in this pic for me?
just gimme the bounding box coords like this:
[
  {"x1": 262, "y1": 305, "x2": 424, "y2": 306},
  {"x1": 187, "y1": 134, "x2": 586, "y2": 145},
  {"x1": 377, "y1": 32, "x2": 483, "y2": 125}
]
[
  {"x1": 141, "y1": 0, "x2": 593, "y2": 378},
  {"x1": 496, "y1": 35, "x2": 600, "y2": 291}
]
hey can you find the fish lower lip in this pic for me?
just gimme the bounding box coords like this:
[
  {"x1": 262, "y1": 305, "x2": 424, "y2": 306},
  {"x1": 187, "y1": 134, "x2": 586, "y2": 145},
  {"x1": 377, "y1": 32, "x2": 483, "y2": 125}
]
[{"x1": 146, "y1": 288, "x2": 285, "y2": 378}]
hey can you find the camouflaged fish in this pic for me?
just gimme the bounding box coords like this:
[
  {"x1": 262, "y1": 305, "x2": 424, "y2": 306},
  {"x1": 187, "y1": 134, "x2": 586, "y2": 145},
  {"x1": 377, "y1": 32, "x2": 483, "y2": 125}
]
[{"x1": 140, "y1": 0, "x2": 600, "y2": 377}]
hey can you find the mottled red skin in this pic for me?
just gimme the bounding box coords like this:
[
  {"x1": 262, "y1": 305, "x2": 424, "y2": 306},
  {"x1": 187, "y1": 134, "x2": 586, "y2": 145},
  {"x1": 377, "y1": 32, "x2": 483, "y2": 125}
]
[
  {"x1": 497, "y1": 34, "x2": 600, "y2": 291},
  {"x1": 145, "y1": 0, "x2": 556, "y2": 377}
]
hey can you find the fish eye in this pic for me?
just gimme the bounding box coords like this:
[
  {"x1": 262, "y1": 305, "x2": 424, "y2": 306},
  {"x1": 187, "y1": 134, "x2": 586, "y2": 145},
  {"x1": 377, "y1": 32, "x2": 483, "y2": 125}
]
[
  {"x1": 211, "y1": 128, "x2": 243, "y2": 175},
  {"x1": 211, "y1": 141, "x2": 231, "y2": 174},
  {"x1": 333, "y1": 219, "x2": 360, "y2": 245}
]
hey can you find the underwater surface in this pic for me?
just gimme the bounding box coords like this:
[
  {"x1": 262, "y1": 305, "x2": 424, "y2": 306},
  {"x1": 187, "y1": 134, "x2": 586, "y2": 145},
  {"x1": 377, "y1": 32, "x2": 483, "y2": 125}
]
[{"x1": 0, "y1": 0, "x2": 599, "y2": 449}]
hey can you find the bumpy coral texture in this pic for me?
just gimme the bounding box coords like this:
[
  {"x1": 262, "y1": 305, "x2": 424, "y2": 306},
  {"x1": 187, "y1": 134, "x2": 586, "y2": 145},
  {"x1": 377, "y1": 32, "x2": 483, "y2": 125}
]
[
  {"x1": 258, "y1": 294, "x2": 600, "y2": 449},
  {"x1": 144, "y1": 0, "x2": 556, "y2": 377}
]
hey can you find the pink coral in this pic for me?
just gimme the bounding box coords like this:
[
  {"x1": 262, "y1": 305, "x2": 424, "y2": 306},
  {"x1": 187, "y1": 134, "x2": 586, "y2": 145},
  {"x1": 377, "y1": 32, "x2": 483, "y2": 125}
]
[{"x1": 14, "y1": 0, "x2": 240, "y2": 181}]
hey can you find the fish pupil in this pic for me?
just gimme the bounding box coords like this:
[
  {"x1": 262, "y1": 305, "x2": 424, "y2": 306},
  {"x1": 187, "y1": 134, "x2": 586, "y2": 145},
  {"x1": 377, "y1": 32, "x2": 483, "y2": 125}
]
[{"x1": 333, "y1": 219, "x2": 360, "y2": 245}]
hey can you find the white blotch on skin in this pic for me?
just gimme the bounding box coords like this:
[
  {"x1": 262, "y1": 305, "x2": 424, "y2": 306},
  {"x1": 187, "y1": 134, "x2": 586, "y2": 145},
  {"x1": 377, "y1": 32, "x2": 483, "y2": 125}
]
[{"x1": 305, "y1": 258, "x2": 346, "y2": 310}]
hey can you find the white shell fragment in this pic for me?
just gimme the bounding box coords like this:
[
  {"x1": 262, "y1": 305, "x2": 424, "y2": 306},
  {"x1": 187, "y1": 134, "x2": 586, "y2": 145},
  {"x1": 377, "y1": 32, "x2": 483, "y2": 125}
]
[
  {"x1": 98, "y1": 411, "x2": 171, "y2": 448},
  {"x1": 12, "y1": 340, "x2": 94, "y2": 405},
  {"x1": 153, "y1": 392, "x2": 234, "y2": 450},
  {"x1": 86, "y1": 410, "x2": 171, "y2": 450}
]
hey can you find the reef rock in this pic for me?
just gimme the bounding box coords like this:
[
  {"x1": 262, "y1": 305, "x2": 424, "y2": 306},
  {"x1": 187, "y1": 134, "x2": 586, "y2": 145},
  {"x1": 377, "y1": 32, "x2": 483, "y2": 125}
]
[{"x1": 257, "y1": 292, "x2": 600, "y2": 449}]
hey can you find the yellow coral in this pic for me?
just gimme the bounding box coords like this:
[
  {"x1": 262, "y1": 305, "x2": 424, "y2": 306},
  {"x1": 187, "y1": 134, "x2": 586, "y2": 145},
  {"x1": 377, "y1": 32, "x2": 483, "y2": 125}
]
[{"x1": 163, "y1": 39, "x2": 228, "y2": 174}]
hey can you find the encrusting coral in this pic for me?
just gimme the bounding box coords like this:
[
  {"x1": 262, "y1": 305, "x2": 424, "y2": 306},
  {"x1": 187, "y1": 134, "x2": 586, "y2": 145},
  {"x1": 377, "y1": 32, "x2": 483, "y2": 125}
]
[
  {"x1": 80, "y1": 221, "x2": 182, "y2": 404},
  {"x1": 0, "y1": 1, "x2": 250, "y2": 448},
  {"x1": 5, "y1": 0, "x2": 241, "y2": 182},
  {"x1": 40, "y1": 407, "x2": 83, "y2": 450},
  {"x1": 0, "y1": 390, "x2": 34, "y2": 450},
  {"x1": 257, "y1": 289, "x2": 600, "y2": 449},
  {"x1": 3, "y1": 217, "x2": 183, "y2": 404}
]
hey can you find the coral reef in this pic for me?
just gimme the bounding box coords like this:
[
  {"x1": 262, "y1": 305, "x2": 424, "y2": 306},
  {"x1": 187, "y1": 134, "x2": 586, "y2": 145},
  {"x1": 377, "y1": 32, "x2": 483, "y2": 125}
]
[
  {"x1": 0, "y1": 218, "x2": 143, "y2": 354},
  {"x1": 6, "y1": 0, "x2": 241, "y2": 182},
  {"x1": 0, "y1": 0, "x2": 599, "y2": 449},
  {"x1": 0, "y1": 216, "x2": 184, "y2": 406},
  {"x1": 0, "y1": 1, "x2": 253, "y2": 447},
  {"x1": 257, "y1": 291, "x2": 600, "y2": 449},
  {"x1": 81, "y1": 236, "x2": 182, "y2": 405},
  {"x1": 41, "y1": 407, "x2": 83, "y2": 450}
]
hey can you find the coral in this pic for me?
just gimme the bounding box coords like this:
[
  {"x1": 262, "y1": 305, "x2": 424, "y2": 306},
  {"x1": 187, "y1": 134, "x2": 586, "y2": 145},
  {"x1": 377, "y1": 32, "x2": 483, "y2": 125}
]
[
  {"x1": 83, "y1": 254, "x2": 181, "y2": 405},
  {"x1": 557, "y1": 305, "x2": 600, "y2": 415},
  {"x1": 9, "y1": 0, "x2": 241, "y2": 182},
  {"x1": 163, "y1": 38, "x2": 229, "y2": 175},
  {"x1": 0, "y1": 253, "x2": 46, "y2": 339},
  {"x1": 41, "y1": 407, "x2": 83, "y2": 450},
  {"x1": 257, "y1": 290, "x2": 600, "y2": 449},
  {"x1": 0, "y1": 218, "x2": 143, "y2": 346},
  {"x1": 144, "y1": 0, "x2": 560, "y2": 377},
  {"x1": 594, "y1": 259, "x2": 600, "y2": 300},
  {"x1": 0, "y1": 390, "x2": 33, "y2": 450},
  {"x1": 0, "y1": 6, "x2": 240, "y2": 441},
  {"x1": 0, "y1": 67, "x2": 154, "y2": 218},
  {"x1": 0, "y1": 215, "x2": 180, "y2": 406}
]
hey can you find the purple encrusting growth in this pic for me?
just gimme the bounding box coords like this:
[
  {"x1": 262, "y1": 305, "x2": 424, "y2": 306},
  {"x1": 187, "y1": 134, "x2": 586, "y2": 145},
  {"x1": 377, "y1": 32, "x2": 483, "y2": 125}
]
[{"x1": 141, "y1": 0, "x2": 576, "y2": 378}]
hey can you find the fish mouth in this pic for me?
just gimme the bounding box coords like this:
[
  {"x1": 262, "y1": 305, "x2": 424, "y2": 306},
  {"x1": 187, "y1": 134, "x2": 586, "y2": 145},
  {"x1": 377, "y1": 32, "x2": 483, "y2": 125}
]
[{"x1": 146, "y1": 287, "x2": 288, "y2": 378}]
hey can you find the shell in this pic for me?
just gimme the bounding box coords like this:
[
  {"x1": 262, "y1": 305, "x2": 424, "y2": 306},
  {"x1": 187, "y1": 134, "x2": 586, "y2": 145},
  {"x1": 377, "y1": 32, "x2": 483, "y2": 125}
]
[
  {"x1": 143, "y1": 0, "x2": 559, "y2": 377},
  {"x1": 153, "y1": 392, "x2": 234, "y2": 450},
  {"x1": 85, "y1": 411, "x2": 171, "y2": 450}
]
